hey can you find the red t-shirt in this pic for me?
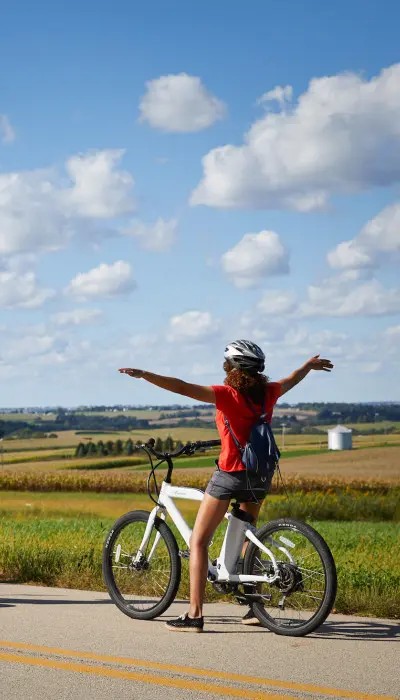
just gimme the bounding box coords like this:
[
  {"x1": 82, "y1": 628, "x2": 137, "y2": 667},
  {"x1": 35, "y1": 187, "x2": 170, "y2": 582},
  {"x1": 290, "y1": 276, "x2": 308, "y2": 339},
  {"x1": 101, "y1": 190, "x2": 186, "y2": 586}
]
[{"x1": 212, "y1": 382, "x2": 282, "y2": 473}]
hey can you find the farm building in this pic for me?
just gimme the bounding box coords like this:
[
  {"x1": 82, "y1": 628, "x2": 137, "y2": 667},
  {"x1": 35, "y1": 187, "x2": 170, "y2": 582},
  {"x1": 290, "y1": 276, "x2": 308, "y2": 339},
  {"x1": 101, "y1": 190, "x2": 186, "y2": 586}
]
[{"x1": 328, "y1": 425, "x2": 353, "y2": 450}]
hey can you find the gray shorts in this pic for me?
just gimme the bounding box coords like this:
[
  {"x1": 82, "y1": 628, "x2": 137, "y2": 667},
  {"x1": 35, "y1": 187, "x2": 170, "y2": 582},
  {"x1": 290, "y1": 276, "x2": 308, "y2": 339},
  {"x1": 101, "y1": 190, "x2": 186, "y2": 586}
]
[{"x1": 205, "y1": 466, "x2": 274, "y2": 503}]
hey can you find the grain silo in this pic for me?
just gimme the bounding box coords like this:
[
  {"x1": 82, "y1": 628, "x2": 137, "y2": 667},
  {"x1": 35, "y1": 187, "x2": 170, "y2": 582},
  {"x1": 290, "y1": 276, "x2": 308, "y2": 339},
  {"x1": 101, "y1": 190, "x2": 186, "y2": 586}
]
[{"x1": 328, "y1": 425, "x2": 352, "y2": 450}]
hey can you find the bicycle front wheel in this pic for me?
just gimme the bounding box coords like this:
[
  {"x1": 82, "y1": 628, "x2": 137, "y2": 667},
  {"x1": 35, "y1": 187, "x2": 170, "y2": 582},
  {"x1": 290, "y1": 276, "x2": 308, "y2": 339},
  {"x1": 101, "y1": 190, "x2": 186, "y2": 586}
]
[
  {"x1": 102, "y1": 510, "x2": 181, "y2": 620},
  {"x1": 243, "y1": 517, "x2": 337, "y2": 637}
]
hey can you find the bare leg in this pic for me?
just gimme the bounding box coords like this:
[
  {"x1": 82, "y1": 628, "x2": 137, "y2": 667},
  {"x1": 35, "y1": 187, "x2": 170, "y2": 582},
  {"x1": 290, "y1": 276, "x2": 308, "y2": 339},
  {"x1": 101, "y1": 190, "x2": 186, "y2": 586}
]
[{"x1": 188, "y1": 494, "x2": 229, "y2": 618}]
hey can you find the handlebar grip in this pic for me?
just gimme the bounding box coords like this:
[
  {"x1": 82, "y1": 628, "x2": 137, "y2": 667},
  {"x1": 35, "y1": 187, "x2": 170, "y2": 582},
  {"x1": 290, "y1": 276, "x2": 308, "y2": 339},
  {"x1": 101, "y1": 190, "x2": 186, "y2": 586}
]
[{"x1": 197, "y1": 439, "x2": 221, "y2": 448}]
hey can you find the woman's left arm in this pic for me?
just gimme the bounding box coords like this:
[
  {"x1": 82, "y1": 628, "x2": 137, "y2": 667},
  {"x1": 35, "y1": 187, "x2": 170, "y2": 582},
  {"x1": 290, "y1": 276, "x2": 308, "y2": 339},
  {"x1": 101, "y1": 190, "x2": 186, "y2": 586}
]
[
  {"x1": 278, "y1": 355, "x2": 333, "y2": 396},
  {"x1": 118, "y1": 368, "x2": 216, "y2": 404}
]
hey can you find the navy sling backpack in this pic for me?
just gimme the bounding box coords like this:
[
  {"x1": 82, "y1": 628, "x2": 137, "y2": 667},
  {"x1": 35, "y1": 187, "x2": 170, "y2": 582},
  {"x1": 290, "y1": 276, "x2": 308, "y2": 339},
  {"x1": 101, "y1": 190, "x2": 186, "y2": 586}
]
[{"x1": 224, "y1": 394, "x2": 280, "y2": 480}]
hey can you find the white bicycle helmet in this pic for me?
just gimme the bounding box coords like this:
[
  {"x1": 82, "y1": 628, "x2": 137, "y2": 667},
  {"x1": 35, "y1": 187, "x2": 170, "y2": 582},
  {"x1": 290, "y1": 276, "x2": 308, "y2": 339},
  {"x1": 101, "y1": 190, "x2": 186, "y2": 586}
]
[{"x1": 224, "y1": 339, "x2": 265, "y2": 373}]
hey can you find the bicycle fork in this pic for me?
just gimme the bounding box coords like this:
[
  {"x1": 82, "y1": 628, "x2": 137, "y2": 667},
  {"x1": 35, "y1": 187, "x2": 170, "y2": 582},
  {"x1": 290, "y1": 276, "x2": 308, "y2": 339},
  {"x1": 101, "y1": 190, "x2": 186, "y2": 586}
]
[{"x1": 133, "y1": 506, "x2": 165, "y2": 564}]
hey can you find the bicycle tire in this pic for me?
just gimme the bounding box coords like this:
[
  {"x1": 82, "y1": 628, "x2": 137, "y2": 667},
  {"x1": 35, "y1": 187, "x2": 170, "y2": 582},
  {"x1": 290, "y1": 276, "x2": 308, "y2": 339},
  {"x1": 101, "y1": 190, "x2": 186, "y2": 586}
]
[
  {"x1": 102, "y1": 510, "x2": 181, "y2": 620},
  {"x1": 243, "y1": 517, "x2": 337, "y2": 637}
]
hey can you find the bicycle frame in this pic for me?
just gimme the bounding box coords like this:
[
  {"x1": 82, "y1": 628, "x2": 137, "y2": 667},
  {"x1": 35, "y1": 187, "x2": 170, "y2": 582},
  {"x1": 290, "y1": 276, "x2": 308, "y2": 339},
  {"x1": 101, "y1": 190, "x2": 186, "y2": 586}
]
[{"x1": 135, "y1": 480, "x2": 289, "y2": 585}]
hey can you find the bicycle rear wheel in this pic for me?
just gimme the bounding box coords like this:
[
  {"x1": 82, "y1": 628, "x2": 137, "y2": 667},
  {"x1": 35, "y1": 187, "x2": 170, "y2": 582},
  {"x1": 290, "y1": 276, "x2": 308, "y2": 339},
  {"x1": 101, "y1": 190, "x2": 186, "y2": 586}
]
[
  {"x1": 102, "y1": 510, "x2": 181, "y2": 620},
  {"x1": 243, "y1": 517, "x2": 337, "y2": 636}
]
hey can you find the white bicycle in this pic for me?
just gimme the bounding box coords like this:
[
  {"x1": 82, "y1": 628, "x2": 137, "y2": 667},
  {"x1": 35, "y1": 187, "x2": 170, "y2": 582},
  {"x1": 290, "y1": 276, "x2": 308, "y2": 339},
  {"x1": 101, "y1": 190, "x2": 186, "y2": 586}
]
[{"x1": 102, "y1": 439, "x2": 337, "y2": 637}]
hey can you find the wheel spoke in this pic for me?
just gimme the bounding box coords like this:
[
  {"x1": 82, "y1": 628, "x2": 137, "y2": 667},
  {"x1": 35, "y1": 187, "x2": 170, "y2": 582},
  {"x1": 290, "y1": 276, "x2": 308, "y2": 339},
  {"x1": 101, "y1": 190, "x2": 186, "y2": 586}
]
[
  {"x1": 106, "y1": 518, "x2": 174, "y2": 614},
  {"x1": 245, "y1": 523, "x2": 333, "y2": 633}
]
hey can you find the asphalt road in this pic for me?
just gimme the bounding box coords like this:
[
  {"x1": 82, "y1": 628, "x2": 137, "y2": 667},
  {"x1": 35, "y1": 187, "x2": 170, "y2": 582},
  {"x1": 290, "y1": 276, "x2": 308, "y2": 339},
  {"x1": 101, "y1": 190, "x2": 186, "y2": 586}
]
[{"x1": 0, "y1": 584, "x2": 398, "y2": 700}]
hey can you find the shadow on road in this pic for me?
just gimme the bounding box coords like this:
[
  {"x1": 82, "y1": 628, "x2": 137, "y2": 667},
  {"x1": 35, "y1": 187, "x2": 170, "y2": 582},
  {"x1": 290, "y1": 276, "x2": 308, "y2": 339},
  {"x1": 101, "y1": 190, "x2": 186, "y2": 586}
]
[
  {"x1": 312, "y1": 619, "x2": 400, "y2": 642},
  {"x1": 0, "y1": 596, "x2": 113, "y2": 606}
]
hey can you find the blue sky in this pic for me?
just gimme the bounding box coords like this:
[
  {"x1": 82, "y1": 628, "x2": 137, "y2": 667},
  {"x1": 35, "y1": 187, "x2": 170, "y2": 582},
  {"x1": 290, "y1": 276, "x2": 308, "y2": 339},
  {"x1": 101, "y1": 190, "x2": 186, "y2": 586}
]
[{"x1": 1, "y1": 0, "x2": 399, "y2": 407}]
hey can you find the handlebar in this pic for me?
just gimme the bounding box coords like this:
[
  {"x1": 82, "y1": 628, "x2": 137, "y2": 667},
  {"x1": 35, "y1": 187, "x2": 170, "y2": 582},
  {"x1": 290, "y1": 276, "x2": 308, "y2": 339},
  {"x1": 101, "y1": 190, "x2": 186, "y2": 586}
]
[
  {"x1": 144, "y1": 437, "x2": 221, "y2": 461},
  {"x1": 135, "y1": 437, "x2": 221, "y2": 504}
]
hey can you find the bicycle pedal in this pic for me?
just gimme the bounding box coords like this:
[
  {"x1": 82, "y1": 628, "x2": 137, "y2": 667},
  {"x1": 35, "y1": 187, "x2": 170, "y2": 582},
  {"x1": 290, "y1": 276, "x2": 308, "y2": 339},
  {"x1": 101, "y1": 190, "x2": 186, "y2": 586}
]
[{"x1": 179, "y1": 549, "x2": 190, "y2": 559}]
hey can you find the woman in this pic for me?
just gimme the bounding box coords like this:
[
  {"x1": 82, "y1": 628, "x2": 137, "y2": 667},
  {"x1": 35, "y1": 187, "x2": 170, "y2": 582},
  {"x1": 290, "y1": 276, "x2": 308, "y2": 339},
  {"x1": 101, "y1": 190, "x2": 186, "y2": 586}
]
[{"x1": 119, "y1": 339, "x2": 333, "y2": 632}]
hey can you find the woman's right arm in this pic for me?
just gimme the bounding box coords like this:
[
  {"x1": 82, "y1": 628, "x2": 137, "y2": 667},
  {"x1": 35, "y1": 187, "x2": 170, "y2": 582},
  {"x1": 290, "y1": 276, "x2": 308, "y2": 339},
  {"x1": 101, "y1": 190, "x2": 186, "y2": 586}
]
[{"x1": 118, "y1": 368, "x2": 216, "y2": 404}]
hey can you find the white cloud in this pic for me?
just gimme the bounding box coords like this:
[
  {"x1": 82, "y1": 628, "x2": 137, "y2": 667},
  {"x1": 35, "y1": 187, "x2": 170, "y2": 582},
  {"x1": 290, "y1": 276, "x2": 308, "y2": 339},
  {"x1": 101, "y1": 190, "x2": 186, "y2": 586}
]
[
  {"x1": 65, "y1": 261, "x2": 135, "y2": 301},
  {"x1": 0, "y1": 267, "x2": 55, "y2": 309},
  {"x1": 0, "y1": 329, "x2": 95, "y2": 372},
  {"x1": 257, "y1": 290, "x2": 297, "y2": 315},
  {"x1": 359, "y1": 362, "x2": 382, "y2": 374},
  {"x1": 0, "y1": 114, "x2": 16, "y2": 143},
  {"x1": 0, "y1": 150, "x2": 135, "y2": 256},
  {"x1": 327, "y1": 241, "x2": 374, "y2": 270},
  {"x1": 0, "y1": 169, "x2": 70, "y2": 255},
  {"x1": 257, "y1": 85, "x2": 293, "y2": 111},
  {"x1": 167, "y1": 311, "x2": 218, "y2": 342},
  {"x1": 51, "y1": 308, "x2": 103, "y2": 326},
  {"x1": 66, "y1": 150, "x2": 134, "y2": 218},
  {"x1": 328, "y1": 201, "x2": 400, "y2": 269},
  {"x1": 3, "y1": 335, "x2": 55, "y2": 361},
  {"x1": 222, "y1": 230, "x2": 289, "y2": 288},
  {"x1": 139, "y1": 73, "x2": 226, "y2": 133},
  {"x1": 123, "y1": 217, "x2": 178, "y2": 252},
  {"x1": 191, "y1": 64, "x2": 400, "y2": 210},
  {"x1": 385, "y1": 324, "x2": 400, "y2": 339},
  {"x1": 300, "y1": 275, "x2": 400, "y2": 317}
]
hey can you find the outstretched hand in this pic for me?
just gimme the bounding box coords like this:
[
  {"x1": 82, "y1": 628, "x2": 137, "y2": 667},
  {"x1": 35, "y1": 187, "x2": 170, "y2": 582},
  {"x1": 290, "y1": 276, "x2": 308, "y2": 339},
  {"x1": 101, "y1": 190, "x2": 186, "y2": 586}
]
[
  {"x1": 306, "y1": 355, "x2": 334, "y2": 372},
  {"x1": 118, "y1": 368, "x2": 144, "y2": 379}
]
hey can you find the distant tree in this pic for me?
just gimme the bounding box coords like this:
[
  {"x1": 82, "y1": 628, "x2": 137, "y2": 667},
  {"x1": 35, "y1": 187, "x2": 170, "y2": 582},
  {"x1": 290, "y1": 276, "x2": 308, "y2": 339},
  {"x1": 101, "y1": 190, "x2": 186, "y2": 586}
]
[
  {"x1": 106, "y1": 440, "x2": 115, "y2": 455},
  {"x1": 155, "y1": 437, "x2": 163, "y2": 453},
  {"x1": 175, "y1": 440, "x2": 184, "y2": 452},
  {"x1": 163, "y1": 435, "x2": 174, "y2": 452},
  {"x1": 97, "y1": 440, "x2": 108, "y2": 455},
  {"x1": 87, "y1": 442, "x2": 97, "y2": 456},
  {"x1": 115, "y1": 439, "x2": 124, "y2": 455},
  {"x1": 125, "y1": 439, "x2": 134, "y2": 455},
  {"x1": 75, "y1": 443, "x2": 86, "y2": 457}
]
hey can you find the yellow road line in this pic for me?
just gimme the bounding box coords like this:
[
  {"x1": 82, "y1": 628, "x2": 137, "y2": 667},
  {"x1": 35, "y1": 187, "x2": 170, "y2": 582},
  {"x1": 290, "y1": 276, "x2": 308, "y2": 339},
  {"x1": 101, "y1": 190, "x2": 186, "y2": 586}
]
[
  {"x1": 0, "y1": 651, "x2": 300, "y2": 700},
  {"x1": 0, "y1": 640, "x2": 396, "y2": 700}
]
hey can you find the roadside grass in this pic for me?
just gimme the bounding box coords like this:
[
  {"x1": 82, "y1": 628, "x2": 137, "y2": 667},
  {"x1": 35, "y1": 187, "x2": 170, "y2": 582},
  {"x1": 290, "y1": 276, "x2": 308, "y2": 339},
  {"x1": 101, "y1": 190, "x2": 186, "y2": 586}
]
[
  {"x1": 0, "y1": 514, "x2": 398, "y2": 619},
  {"x1": 0, "y1": 488, "x2": 398, "y2": 522},
  {"x1": 0, "y1": 491, "x2": 199, "y2": 520}
]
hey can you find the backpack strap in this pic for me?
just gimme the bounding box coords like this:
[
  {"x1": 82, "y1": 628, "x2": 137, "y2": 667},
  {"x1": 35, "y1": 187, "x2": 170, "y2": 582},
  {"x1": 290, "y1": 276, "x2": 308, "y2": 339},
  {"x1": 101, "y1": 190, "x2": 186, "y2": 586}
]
[
  {"x1": 223, "y1": 415, "x2": 244, "y2": 453},
  {"x1": 224, "y1": 392, "x2": 267, "y2": 454}
]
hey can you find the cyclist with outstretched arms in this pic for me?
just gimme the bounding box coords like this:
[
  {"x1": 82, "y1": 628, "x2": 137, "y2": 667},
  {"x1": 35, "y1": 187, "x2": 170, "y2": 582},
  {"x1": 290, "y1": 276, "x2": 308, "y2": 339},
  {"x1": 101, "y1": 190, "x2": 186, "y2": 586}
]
[{"x1": 119, "y1": 340, "x2": 333, "y2": 632}]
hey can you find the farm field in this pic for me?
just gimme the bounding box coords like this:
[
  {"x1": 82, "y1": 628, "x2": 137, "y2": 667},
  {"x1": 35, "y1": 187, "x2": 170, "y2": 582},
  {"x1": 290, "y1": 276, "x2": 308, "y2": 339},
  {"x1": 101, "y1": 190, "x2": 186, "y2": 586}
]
[
  {"x1": 132, "y1": 443, "x2": 400, "y2": 481},
  {"x1": 266, "y1": 444, "x2": 400, "y2": 481},
  {"x1": 3, "y1": 426, "x2": 400, "y2": 452},
  {"x1": 2, "y1": 445, "x2": 400, "y2": 481},
  {"x1": 2, "y1": 435, "x2": 399, "y2": 482},
  {"x1": 320, "y1": 421, "x2": 400, "y2": 433},
  {"x1": 79, "y1": 409, "x2": 163, "y2": 420}
]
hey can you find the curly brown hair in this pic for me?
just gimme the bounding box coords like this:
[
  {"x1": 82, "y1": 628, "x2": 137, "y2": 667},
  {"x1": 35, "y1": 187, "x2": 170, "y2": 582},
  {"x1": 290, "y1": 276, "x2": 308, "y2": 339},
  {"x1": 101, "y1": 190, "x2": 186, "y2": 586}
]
[{"x1": 223, "y1": 360, "x2": 269, "y2": 405}]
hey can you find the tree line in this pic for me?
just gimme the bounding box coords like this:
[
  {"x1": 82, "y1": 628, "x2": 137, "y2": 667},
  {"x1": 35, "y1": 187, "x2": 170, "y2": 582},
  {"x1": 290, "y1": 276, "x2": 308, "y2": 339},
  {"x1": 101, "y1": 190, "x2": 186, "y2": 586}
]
[{"x1": 74, "y1": 436, "x2": 185, "y2": 458}]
